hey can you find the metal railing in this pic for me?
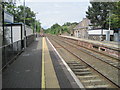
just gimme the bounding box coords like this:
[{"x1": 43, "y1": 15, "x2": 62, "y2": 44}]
[
  {"x1": 1, "y1": 34, "x2": 35, "y2": 70},
  {"x1": 1, "y1": 40, "x2": 23, "y2": 69}
]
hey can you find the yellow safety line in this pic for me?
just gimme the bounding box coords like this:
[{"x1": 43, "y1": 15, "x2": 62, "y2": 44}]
[{"x1": 41, "y1": 37, "x2": 45, "y2": 89}]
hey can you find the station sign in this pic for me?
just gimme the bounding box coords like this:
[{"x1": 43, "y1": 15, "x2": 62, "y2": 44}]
[{"x1": 4, "y1": 11, "x2": 14, "y2": 23}]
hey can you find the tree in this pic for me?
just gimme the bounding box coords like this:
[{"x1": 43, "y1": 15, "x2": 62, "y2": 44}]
[
  {"x1": 3, "y1": 0, "x2": 19, "y2": 21},
  {"x1": 36, "y1": 20, "x2": 41, "y2": 32},
  {"x1": 110, "y1": 1, "x2": 120, "y2": 29},
  {"x1": 45, "y1": 23, "x2": 61, "y2": 34},
  {"x1": 63, "y1": 22, "x2": 71, "y2": 26},
  {"x1": 15, "y1": 5, "x2": 35, "y2": 26},
  {"x1": 86, "y1": 2, "x2": 115, "y2": 29},
  {"x1": 3, "y1": 1, "x2": 39, "y2": 27},
  {"x1": 2, "y1": 1, "x2": 41, "y2": 33},
  {"x1": 45, "y1": 22, "x2": 78, "y2": 35}
]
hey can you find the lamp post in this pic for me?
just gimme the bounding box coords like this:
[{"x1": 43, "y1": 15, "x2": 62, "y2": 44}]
[
  {"x1": 106, "y1": 10, "x2": 111, "y2": 41},
  {"x1": 35, "y1": 16, "x2": 36, "y2": 38},
  {"x1": 34, "y1": 12, "x2": 38, "y2": 38},
  {"x1": 23, "y1": 0, "x2": 26, "y2": 49},
  {"x1": 108, "y1": 10, "x2": 111, "y2": 31},
  {"x1": 38, "y1": 19, "x2": 41, "y2": 33}
]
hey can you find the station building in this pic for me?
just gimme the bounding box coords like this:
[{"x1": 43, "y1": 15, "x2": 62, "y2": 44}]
[
  {"x1": 73, "y1": 18, "x2": 90, "y2": 39},
  {"x1": 73, "y1": 18, "x2": 119, "y2": 42}
]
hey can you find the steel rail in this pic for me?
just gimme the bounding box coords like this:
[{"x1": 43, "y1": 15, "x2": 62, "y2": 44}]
[
  {"x1": 48, "y1": 35, "x2": 120, "y2": 88},
  {"x1": 56, "y1": 36, "x2": 120, "y2": 70}
]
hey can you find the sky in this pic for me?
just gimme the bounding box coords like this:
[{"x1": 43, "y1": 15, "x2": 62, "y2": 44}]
[{"x1": 17, "y1": 0, "x2": 90, "y2": 29}]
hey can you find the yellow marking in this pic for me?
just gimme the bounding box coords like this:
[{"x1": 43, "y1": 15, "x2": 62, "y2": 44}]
[
  {"x1": 41, "y1": 37, "x2": 60, "y2": 88},
  {"x1": 44, "y1": 38, "x2": 60, "y2": 88},
  {"x1": 41, "y1": 37, "x2": 45, "y2": 89}
]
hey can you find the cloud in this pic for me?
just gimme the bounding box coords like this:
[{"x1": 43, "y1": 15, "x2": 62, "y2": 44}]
[
  {"x1": 26, "y1": 0, "x2": 120, "y2": 2},
  {"x1": 26, "y1": 2, "x2": 90, "y2": 29},
  {"x1": 26, "y1": 0, "x2": 90, "y2": 2}
]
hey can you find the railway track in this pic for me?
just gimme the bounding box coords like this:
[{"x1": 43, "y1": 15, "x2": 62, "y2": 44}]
[
  {"x1": 57, "y1": 36, "x2": 120, "y2": 70},
  {"x1": 47, "y1": 35, "x2": 120, "y2": 88},
  {"x1": 62, "y1": 36, "x2": 119, "y2": 60}
]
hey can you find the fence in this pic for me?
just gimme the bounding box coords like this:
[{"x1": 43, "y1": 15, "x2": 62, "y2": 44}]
[
  {"x1": 1, "y1": 23, "x2": 35, "y2": 69},
  {"x1": 1, "y1": 34, "x2": 35, "y2": 69},
  {"x1": 1, "y1": 40, "x2": 23, "y2": 69}
]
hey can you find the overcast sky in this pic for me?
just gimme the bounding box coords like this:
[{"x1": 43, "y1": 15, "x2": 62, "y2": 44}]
[{"x1": 17, "y1": 0, "x2": 90, "y2": 29}]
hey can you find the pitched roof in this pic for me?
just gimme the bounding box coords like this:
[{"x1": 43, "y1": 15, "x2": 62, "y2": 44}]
[{"x1": 73, "y1": 18, "x2": 90, "y2": 30}]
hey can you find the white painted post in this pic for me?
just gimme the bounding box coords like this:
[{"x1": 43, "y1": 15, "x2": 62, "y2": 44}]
[
  {"x1": 106, "y1": 10, "x2": 111, "y2": 41},
  {"x1": 106, "y1": 31, "x2": 110, "y2": 41},
  {"x1": 114, "y1": 33, "x2": 119, "y2": 42}
]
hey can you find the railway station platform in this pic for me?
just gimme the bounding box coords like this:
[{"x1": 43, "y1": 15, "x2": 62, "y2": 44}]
[
  {"x1": 60, "y1": 35, "x2": 119, "y2": 58},
  {"x1": 2, "y1": 37, "x2": 83, "y2": 89}
]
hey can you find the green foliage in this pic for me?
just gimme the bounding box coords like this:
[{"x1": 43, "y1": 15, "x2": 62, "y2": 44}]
[
  {"x1": 110, "y1": 1, "x2": 120, "y2": 29},
  {"x1": 36, "y1": 21, "x2": 41, "y2": 32},
  {"x1": 14, "y1": 5, "x2": 36, "y2": 26},
  {"x1": 45, "y1": 22, "x2": 78, "y2": 35},
  {"x1": 3, "y1": 2, "x2": 17, "y2": 18},
  {"x1": 86, "y1": 2, "x2": 115, "y2": 29},
  {"x1": 50, "y1": 23, "x2": 62, "y2": 34},
  {"x1": 63, "y1": 22, "x2": 78, "y2": 26},
  {"x1": 3, "y1": 1, "x2": 41, "y2": 32}
]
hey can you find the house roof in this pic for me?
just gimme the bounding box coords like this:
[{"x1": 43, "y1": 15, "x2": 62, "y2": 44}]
[{"x1": 73, "y1": 18, "x2": 90, "y2": 30}]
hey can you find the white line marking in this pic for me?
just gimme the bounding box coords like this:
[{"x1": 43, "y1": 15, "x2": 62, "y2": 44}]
[{"x1": 46, "y1": 37, "x2": 85, "y2": 89}]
